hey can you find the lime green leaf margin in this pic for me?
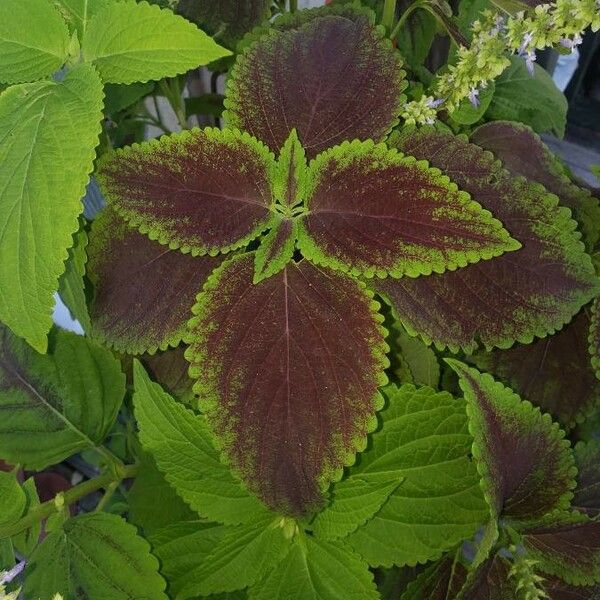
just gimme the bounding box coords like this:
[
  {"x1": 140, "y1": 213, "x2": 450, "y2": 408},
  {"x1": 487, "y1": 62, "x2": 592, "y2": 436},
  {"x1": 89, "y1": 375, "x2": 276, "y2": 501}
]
[{"x1": 0, "y1": 63, "x2": 104, "y2": 352}]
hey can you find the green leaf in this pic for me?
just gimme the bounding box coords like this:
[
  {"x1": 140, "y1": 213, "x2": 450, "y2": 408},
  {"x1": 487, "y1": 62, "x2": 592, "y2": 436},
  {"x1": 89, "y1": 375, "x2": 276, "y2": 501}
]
[
  {"x1": 450, "y1": 82, "x2": 495, "y2": 126},
  {"x1": 345, "y1": 384, "x2": 489, "y2": 567},
  {"x1": 0, "y1": 0, "x2": 70, "y2": 84},
  {"x1": 0, "y1": 326, "x2": 125, "y2": 470},
  {"x1": 58, "y1": 227, "x2": 91, "y2": 333},
  {"x1": 103, "y1": 81, "x2": 155, "y2": 115},
  {"x1": 395, "y1": 326, "x2": 440, "y2": 388},
  {"x1": 249, "y1": 533, "x2": 379, "y2": 600},
  {"x1": 395, "y1": 9, "x2": 437, "y2": 73},
  {"x1": 24, "y1": 512, "x2": 168, "y2": 599},
  {"x1": 54, "y1": 0, "x2": 112, "y2": 40},
  {"x1": 311, "y1": 475, "x2": 403, "y2": 541},
  {"x1": 273, "y1": 128, "x2": 308, "y2": 208},
  {"x1": 522, "y1": 513, "x2": 600, "y2": 586},
  {"x1": 0, "y1": 63, "x2": 103, "y2": 352},
  {"x1": 573, "y1": 440, "x2": 600, "y2": 517},
  {"x1": 12, "y1": 477, "x2": 41, "y2": 556},
  {"x1": 253, "y1": 218, "x2": 298, "y2": 284},
  {"x1": 590, "y1": 297, "x2": 600, "y2": 381},
  {"x1": 485, "y1": 57, "x2": 568, "y2": 137},
  {"x1": 133, "y1": 361, "x2": 270, "y2": 525},
  {"x1": 459, "y1": 555, "x2": 519, "y2": 599},
  {"x1": 127, "y1": 454, "x2": 195, "y2": 536},
  {"x1": 447, "y1": 360, "x2": 577, "y2": 523},
  {"x1": 0, "y1": 472, "x2": 26, "y2": 528},
  {"x1": 82, "y1": 0, "x2": 232, "y2": 84}
]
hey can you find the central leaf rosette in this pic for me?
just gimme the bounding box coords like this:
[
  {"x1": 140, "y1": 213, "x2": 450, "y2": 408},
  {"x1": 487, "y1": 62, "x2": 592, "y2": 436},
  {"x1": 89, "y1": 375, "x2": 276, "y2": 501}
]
[{"x1": 96, "y1": 124, "x2": 518, "y2": 515}]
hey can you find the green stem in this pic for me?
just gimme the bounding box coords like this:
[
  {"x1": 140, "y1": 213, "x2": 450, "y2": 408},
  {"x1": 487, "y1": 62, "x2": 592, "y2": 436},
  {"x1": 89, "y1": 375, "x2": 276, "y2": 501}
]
[
  {"x1": 159, "y1": 78, "x2": 188, "y2": 130},
  {"x1": 389, "y1": 2, "x2": 425, "y2": 39},
  {"x1": 0, "y1": 464, "x2": 138, "y2": 540},
  {"x1": 381, "y1": 0, "x2": 398, "y2": 33},
  {"x1": 289, "y1": 0, "x2": 297, "y2": 12}
]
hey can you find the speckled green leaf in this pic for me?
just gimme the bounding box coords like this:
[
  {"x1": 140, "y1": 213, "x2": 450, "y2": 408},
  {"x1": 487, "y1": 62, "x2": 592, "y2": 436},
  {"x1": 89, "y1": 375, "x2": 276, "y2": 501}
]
[
  {"x1": 224, "y1": 4, "x2": 406, "y2": 158},
  {"x1": 376, "y1": 127, "x2": 598, "y2": 353},
  {"x1": 96, "y1": 128, "x2": 275, "y2": 256},
  {"x1": 471, "y1": 308, "x2": 600, "y2": 427},
  {"x1": 298, "y1": 139, "x2": 519, "y2": 278},
  {"x1": 249, "y1": 534, "x2": 379, "y2": 600},
  {"x1": 273, "y1": 129, "x2": 308, "y2": 208},
  {"x1": 253, "y1": 218, "x2": 298, "y2": 284},
  {"x1": 447, "y1": 360, "x2": 577, "y2": 523},
  {"x1": 472, "y1": 121, "x2": 600, "y2": 250},
  {"x1": 87, "y1": 207, "x2": 223, "y2": 355},
  {"x1": 133, "y1": 361, "x2": 270, "y2": 525},
  {"x1": 345, "y1": 384, "x2": 488, "y2": 567}
]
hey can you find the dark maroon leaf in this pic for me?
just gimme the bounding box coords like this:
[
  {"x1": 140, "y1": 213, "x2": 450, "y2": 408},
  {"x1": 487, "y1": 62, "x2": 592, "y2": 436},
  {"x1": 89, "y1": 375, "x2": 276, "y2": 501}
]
[
  {"x1": 224, "y1": 5, "x2": 406, "y2": 158},
  {"x1": 298, "y1": 139, "x2": 519, "y2": 278},
  {"x1": 461, "y1": 555, "x2": 518, "y2": 600},
  {"x1": 400, "y1": 552, "x2": 468, "y2": 599},
  {"x1": 96, "y1": 128, "x2": 275, "y2": 256},
  {"x1": 87, "y1": 207, "x2": 223, "y2": 354},
  {"x1": 472, "y1": 121, "x2": 600, "y2": 250},
  {"x1": 186, "y1": 253, "x2": 388, "y2": 516},
  {"x1": 141, "y1": 345, "x2": 195, "y2": 405},
  {"x1": 471, "y1": 308, "x2": 600, "y2": 427},
  {"x1": 590, "y1": 297, "x2": 600, "y2": 380},
  {"x1": 376, "y1": 127, "x2": 598, "y2": 352},
  {"x1": 572, "y1": 441, "x2": 600, "y2": 518},
  {"x1": 522, "y1": 516, "x2": 600, "y2": 586},
  {"x1": 448, "y1": 361, "x2": 577, "y2": 522},
  {"x1": 544, "y1": 575, "x2": 600, "y2": 600},
  {"x1": 177, "y1": 0, "x2": 271, "y2": 48}
]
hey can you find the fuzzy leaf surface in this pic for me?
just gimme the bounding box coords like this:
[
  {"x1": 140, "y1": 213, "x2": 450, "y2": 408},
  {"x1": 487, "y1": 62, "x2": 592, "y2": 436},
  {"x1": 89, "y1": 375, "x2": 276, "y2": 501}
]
[
  {"x1": 249, "y1": 534, "x2": 379, "y2": 600},
  {"x1": 224, "y1": 5, "x2": 405, "y2": 158},
  {"x1": 0, "y1": 63, "x2": 103, "y2": 352},
  {"x1": 448, "y1": 361, "x2": 576, "y2": 523},
  {"x1": 87, "y1": 207, "x2": 223, "y2": 354},
  {"x1": 0, "y1": 0, "x2": 70, "y2": 84},
  {"x1": 522, "y1": 515, "x2": 600, "y2": 586},
  {"x1": 0, "y1": 326, "x2": 125, "y2": 470},
  {"x1": 298, "y1": 140, "x2": 519, "y2": 278},
  {"x1": 345, "y1": 384, "x2": 488, "y2": 567},
  {"x1": 573, "y1": 441, "x2": 600, "y2": 517},
  {"x1": 133, "y1": 361, "x2": 270, "y2": 525},
  {"x1": 24, "y1": 513, "x2": 167, "y2": 599},
  {"x1": 376, "y1": 127, "x2": 597, "y2": 352},
  {"x1": 187, "y1": 254, "x2": 388, "y2": 516},
  {"x1": 96, "y1": 128, "x2": 275, "y2": 256},
  {"x1": 82, "y1": 0, "x2": 231, "y2": 83},
  {"x1": 177, "y1": 0, "x2": 271, "y2": 48},
  {"x1": 472, "y1": 121, "x2": 600, "y2": 250},
  {"x1": 471, "y1": 308, "x2": 600, "y2": 427}
]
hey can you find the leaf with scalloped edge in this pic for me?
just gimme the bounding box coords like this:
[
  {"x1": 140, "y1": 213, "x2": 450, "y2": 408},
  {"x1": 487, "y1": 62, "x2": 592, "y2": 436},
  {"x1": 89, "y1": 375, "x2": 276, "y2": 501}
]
[
  {"x1": 24, "y1": 512, "x2": 168, "y2": 599},
  {"x1": 310, "y1": 475, "x2": 403, "y2": 541},
  {"x1": 273, "y1": 129, "x2": 308, "y2": 209},
  {"x1": 141, "y1": 345, "x2": 195, "y2": 405},
  {"x1": 590, "y1": 297, "x2": 600, "y2": 381},
  {"x1": 96, "y1": 128, "x2": 276, "y2": 256},
  {"x1": 0, "y1": 63, "x2": 103, "y2": 352},
  {"x1": 82, "y1": 0, "x2": 231, "y2": 84},
  {"x1": 87, "y1": 206, "x2": 223, "y2": 355},
  {"x1": 447, "y1": 360, "x2": 577, "y2": 523},
  {"x1": 0, "y1": 325, "x2": 125, "y2": 470},
  {"x1": 249, "y1": 533, "x2": 379, "y2": 600},
  {"x1": 224, "y1": 4, "x2": 406, "y2": 158},
  {"x1": 399, "y1": 551, "x2": 468, "y2": 600},
  {"x1": 573, "y1": 440, "x2": 600, "y2": 517},
  {"x1": 186, "y1": 253, "x2": 388, "y2": 517},
  {"x1": 376, "y1": 127, "x2": 598, "y2": 353},
  {"x1": 345, "y1": 384, "x2": 489, "y2": 567},
  {"x1": 177, "y1": 0, "x2": 271, "y2": 49},
  {"x1": 133, "y1": 361, "x2": 270, "y2": 525},
  {"x1": 0, "y1": 0, "x2": 70, "y2": 84},
  {"x1": 471, "y1": 308, "x2": 600, "y2": 428},
  {"x1": 472, "y1": 121, "x2": 600, "y2": 250},
  {"x1": 253, "y1": 218, "x2": 298, "y2": 284},
  {"x1": 522, "y1": 513, "x2": 600, "y2": 586},
  {"x1": 298, "y1": 140, "x2": 519, "y2": 278}
]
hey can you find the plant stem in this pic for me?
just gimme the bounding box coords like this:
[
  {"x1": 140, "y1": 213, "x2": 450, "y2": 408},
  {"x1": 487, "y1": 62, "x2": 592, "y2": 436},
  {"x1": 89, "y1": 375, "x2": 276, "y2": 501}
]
[
  {"x1": 289, "y1": 0, "x2": 297, "y2": 12},
  {"x1": 159, "y1": 78, "x2": 189, "y2": 130},
  {"x1": 0, "y1": 464, "x2": 138, "y2": 540},
  {"x1": 389, "y1": 2, "x2": 424, "y2": 39},
  {"x1": 381, "y1": 0, "x2": 398, "y2": 33}
]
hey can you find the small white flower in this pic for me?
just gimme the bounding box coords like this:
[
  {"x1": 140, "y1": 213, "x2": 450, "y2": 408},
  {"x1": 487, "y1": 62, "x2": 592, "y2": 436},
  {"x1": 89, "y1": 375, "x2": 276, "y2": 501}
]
[
  {"x1": 426, "y1": 97, "x2": 445, "y2": 109},
  {"x1": 525, "y1": 50, "x2": 536, "y2": 75},
  {"x1": 518, "y1": 31, "x2": 534, "y2": 55},
  {"x1": 468, "y1": 86, "x2": 480, "y2": 108},
  {"x1": 0, "y1": 562, "x2": 24, "y2": 586}
]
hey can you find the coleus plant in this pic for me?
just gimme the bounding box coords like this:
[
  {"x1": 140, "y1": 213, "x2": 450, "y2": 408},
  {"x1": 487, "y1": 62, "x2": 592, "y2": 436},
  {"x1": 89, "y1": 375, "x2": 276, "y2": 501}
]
[{"x1": 0, "y1": 0, "x2": 600, "y2": 598}]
